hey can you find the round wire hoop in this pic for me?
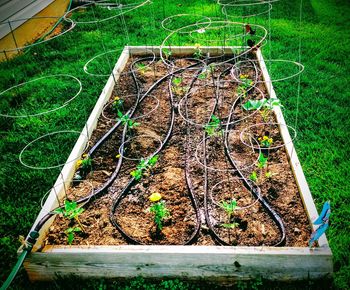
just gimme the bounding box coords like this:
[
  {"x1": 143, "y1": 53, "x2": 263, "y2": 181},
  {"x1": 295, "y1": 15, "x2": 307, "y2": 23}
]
[
  {"x1": 102, "y1": 94, "x2": 159, "y2": 121},
  {"x1": 221, "y1": 3, "x2": 273, "y2": 19},
  {"x1": 161, "y1": 14, "x2": 212, "y2": 34},
  {"x1": 0, "y1": 74, "x2": 82, "y2": 118},
  {"x1": 118, "y1": 134, "x2": 163, "y2": 161},
  {"x1": 160, "y1": 20, "x2": 268, "y2": 68},
  {"x1": 258, "y1": 59, "x2": 304, "y2": 83},
  {"x1": 240, "y1": 122, "x2": 297, "y2": 151},
  {"x1": 209, "y1": 178, "x2": 261, "y2": 211},
  {"x1": 217, "y1": 0, "x2": 279, "y2": 7},
  {"x1": 0, "y1": 17, "x2": 75, "y2": 53},
  {"x1": 83, "y1": 49, "x2": 123, "y2": 77},
  {"x1": 188, "y1": 24, "x2": 246, "y2": 43},
  {"x1": 19, "y1": 130, "x2": 88, "y2": 170},
  {"x1": 64, "y1": 0, "x2": 151, "y2": 24},
  {"x1": 41, "y1": 179, "x2": 94, "y2": 215}
]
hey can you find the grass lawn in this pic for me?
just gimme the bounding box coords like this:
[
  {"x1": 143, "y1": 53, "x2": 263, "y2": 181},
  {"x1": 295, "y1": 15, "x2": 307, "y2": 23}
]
[{"x1": 0, "y1": 0, "x2": 349, "y2": 289}]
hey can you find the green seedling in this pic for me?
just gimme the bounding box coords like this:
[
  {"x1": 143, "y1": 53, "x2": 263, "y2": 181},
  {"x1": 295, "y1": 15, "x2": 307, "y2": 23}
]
[
  {"x1": 130, "y1": 155, "x2": 159, "y2": 181},
  {"x1": 257, "y1": 153, "x2": 268, "y2": 169},
  {"x1": 172, "y1": 77, "x2": 182, "y2": 86},
  {"x1": 135, "y1": 63, "x2": 148, "y2": 74},
  {"x1": 204, "y1": 115, "x2": 221, "y2": 137},
  {"x1": 265, "y1": 171, "x2": 277, "y2": 179},
  {"x1": 150, "y1": 200, "x2": 170, "y2": 231},
  {"x1": 242, "y1": 97, "x2": 282, "y2": 111},
  {"x1": 237, "y1": 74, "x2": 254, "y2": 98},
  {"x1": 76, "y1": 154, "x2": 92, "y2": 172},
  {"x1": 219, "y1": 199, "x2": 239, "y2": 229},
  {"x1": 65, "y1": 226, "x2": 82, "y2": 245},
  {"x1": 117, "y1": 110, "x2": 140, "y2": 129},
  {"x1": 53, "y1": 200, "x2": 85, "y2": 244},
  {"x1": 193, "y1": 44, "x2": 203, "y2": 59},
  {"x1": 250, "y1": 171, "x2": 258, "y2": 182},
  {"x1": 162, "y1": 48, "x2": 172, "y2": 60}
]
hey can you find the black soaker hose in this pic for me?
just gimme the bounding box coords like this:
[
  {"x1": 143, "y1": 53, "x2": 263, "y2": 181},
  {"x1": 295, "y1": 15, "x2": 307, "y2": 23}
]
[
  {"x1": 109, "y1": 62, "x2": 204, "y2": 244},
  {"x1": 200, "y1": 65, "x2": 286, "y2": 246}
]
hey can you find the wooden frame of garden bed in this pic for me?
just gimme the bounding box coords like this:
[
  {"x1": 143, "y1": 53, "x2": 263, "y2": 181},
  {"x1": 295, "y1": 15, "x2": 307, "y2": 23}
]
[{"x1": 22, "y1": 46, "x2": 333, "y2": 282}]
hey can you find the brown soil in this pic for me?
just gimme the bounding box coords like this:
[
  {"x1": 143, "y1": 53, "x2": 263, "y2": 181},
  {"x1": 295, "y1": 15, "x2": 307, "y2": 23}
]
[{"x1": 43, "y1": 54, "x2": 311, "y2": 248}]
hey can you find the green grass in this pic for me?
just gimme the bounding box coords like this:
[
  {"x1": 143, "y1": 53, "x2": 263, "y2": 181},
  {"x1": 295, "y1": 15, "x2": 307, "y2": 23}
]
[{"x1": 0, "y1": 0, "x2": 349, "y2": 289}]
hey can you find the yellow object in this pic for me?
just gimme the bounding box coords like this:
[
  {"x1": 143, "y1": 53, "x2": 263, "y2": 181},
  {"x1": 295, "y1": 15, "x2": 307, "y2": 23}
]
[
  {"x1": 149, "y1": 192, "x2": 162, "y2": 202},
  {"x1": 194, "y1": 43, "x2": 201, "y2": 49},
  {"x1": 114, "y1": 96, "x2": 120, "y2": 101},
  {"x1": 115, "y1": 154, "x2": 121, "y2": 158},
  {"x1": 76, "y1": 159, "x2": 82, "y2": 168}
]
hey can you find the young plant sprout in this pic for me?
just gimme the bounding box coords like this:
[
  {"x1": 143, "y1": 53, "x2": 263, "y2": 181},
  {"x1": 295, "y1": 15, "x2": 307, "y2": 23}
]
[
  {"x1": 117, "y1": 110, "x2": 140, "y2": 129},
  {"x1": 172, "y1": 77, "x2": 186, "y2": 95},
  {"x1": 53, "y1": 200, "x2": 85, "y2": 244},
  {"x1": 149, "y1": 193, "x2": 170, "y2": 231},
  {"x1": 242, "y1": 97, "x2": 282, "y2": 111},
  {"x1": 112, "y1": 96, "x2": 124, "y2": 112},
  {"x1": 172, "y1": 77, "x2": 182, "y2": 86},
  {"x1": 135, "y1": 63, "x2": 148, "y2": 74},
  {"x1": 237, "y1": 74, "x2": 253, "y2": 98},
  {"x1": 250, "y1": 171, "x2": 258, "y2": 182},
  {"x1": 204, "y1": 115, "x2": 222, "y2": 137},
  {"x1": 162, "y1": 48, "x2": 172, "y2": 60},
  {"x1": 219, "y1": 199, "x2": 239, "y2": 229},
  {"x1": 259, "y1": 135, "x2": 273, "y2": 148},
  {"x1": 76, "y1": 154, "x2": 93, "y2": 176},
  {"x1": 265, "y1": 171, "x2": 277, "y2": 179},
  {"x1": 65, "y1": 226, "x2": 82, "y2": 245},
  {"x1": 257, "y1": 153, "x2": 268, "y2": 169},
  {"x1": 130, "y1": 155, "x2": 159, "y2": 181},
  {"x1": 193, "y1": 43, "x2": 202, "y2": 59}
]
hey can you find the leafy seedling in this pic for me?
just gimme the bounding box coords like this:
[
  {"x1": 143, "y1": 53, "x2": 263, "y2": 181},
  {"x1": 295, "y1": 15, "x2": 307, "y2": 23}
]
[
  {"x1": 150, "y1": 200, "x2": 170, "y2": 231},
  {"x1": 242, "y1": 97, "x2": 282, "y2": 111},
  {"x1": 204, "y1": 115, "x2": 222, "y2": 137},
  {"x1": 53, "y1": 200, "x2": 85, "y2": 244},
  {"x1": 162, "y1": 48, "x2": 172, "y2": 60},
  {"x1": 257, "y1": 153, "x2": 268, "y2": 169},
  {"x1": 250, "y1": 171, "x2": 258, "y2": 182},
  {"x1": 65, "y1": 226, "x2": 82, "y2": 245},
  {"x1": 117, "y1": 110, "x2": 140, "y2": 129},
  {"x1": 130, "y1": 155, "x2": 159, "y2": 181},
  {"x1": 219, "y1": 199, "x2": 239, "y2": 228},
  {"x1": 172, "y1": 77, "x2": 182, "y2": 86},
  {"x1": 193, "y1": 44, "x2": 202, "y2": 59},
  {"x1": 265, "y1": 171, "x2": 277, "y2": 179},
  {"x1": 135, "y1": 63, "x2": 148, "y2": 74},
  {"x1": 76, "y1": 154, "x2": 92, "y2": 172}
]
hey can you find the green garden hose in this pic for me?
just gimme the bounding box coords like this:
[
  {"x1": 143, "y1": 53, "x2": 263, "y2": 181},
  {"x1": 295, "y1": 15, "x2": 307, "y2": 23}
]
[{"x1": 0, "y1": 250, "x2": 28, "y2": 290}]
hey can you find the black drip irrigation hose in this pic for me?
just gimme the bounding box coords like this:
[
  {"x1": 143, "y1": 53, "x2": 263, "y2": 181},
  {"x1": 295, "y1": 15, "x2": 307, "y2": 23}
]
[
  {"x1": 200, "y1": 64, "x2": 286, "y2": 246},
  {"x1": 109, "y1": 59, "x2": 203, "y2": 245}
]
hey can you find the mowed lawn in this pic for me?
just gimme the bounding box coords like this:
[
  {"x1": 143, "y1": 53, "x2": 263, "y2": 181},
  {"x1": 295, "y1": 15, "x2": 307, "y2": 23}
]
[{"x1": 0, "y1": 0, "x2": 349, "y2": 289}]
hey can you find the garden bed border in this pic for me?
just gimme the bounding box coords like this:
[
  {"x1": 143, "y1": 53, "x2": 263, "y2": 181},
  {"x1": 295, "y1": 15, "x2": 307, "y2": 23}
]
[{"x1": 22, "y1": 46, "x2": 333, "y2": 282}]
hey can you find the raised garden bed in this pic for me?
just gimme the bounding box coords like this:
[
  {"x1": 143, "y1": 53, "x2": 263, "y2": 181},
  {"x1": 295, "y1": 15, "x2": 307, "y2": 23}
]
[{"x1": 23, "y1": 46, "x2": 332, "y2": 282}]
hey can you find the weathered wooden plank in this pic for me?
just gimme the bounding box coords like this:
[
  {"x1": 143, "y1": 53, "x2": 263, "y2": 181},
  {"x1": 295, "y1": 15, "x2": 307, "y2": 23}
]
[
  {"x1": 255, "y1": 49, "x2": 329, "y2": 248},
  {"x1": 24, "y1": 246, "x2": 332, "y2": 282},
  {"x1": 127, "y1": 45, "x2": 245, "y2": 56}
]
